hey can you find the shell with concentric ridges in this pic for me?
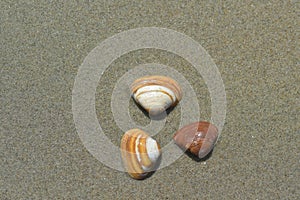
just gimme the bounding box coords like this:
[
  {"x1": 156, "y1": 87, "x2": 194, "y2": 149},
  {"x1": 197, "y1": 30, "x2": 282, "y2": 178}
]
[
  {"x1": 121, "y1": 129, "x2": 161, "y2": 179},
  {"x1": 131, "y1": 75, "x2": 182, "y2": 115}
]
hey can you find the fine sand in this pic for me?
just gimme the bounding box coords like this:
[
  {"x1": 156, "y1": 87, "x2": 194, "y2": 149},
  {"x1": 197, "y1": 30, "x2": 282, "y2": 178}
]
[{"x1": 1, "y1": 1, "x2": 299, "y2": 199}]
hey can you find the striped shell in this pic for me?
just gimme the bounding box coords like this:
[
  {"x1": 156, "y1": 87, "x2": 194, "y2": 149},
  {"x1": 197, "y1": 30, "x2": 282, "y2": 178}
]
[
  {"x1": 173, "y1": 121, "x2": 219, "y2": 159},
  {"x1": 131, "y1": 75, "x2": 182, "y2": 115},
  {"x1": 120, "y1": 129, "x2": 161, "y2": 179}
]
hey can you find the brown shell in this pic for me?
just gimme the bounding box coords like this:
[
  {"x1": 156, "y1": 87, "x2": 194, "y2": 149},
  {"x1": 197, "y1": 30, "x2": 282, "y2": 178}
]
[
  {"x1": 173, "y1": 121, "x2": 218, "y2": 158},
  {"x1": 120, "y1": 129, "x2": 161, "y2": 179},
  {"x1": 130, "y1": 75, "x2": 183, "y2": 104}
]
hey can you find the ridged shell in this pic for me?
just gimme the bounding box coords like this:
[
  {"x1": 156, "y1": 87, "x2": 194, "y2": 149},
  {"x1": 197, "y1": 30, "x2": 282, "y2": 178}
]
[
  {"x1": 131, "y1": 75, "x2": 183, "y2": 115},
  {"x1": 120, "y1": 129, "x2": 161, "y2": 179},
  {"x1": 173, "y1": 121, "x2": 218, "y2": 158}
]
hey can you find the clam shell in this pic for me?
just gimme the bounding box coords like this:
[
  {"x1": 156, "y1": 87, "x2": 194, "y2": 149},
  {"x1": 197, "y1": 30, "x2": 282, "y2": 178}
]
[
  {"x1": 131, "y1": 75, "x2": 182, "y2": 115},
  {"x1": 173, "y1": 121, "x2": 218, "y2": 159},
  {"x1": 121, "y1": 129, "x2": 161, "y2": 179}
]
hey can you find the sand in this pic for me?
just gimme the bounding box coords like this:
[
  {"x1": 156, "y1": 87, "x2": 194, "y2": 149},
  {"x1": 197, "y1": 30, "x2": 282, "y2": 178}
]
[{"x1": 1, "y1": 0, "x2": 299, "y2": 199}]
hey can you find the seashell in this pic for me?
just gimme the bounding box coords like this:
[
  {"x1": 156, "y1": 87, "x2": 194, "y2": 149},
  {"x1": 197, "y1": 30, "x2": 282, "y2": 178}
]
[
  {"x1": 120, "y1": 129, "x2": 161, "y2": 179},
  {"x1": 173, "y1": 121, "x2": 218, "y2": 159},
  {"x1": 131, "y1": 75, "x2": 183, "y2": 115}
]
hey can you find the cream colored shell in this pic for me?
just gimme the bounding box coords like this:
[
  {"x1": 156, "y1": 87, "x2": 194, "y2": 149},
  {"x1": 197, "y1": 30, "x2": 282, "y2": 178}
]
[{"x1": 131, "y1": 75, "x2": 183, "y2": 115}]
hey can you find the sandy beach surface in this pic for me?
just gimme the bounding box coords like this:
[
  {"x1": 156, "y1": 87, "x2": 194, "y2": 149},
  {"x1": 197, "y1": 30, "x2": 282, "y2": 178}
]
[{"x1": 1, "y1": 1, "x2": 299, "y2": 199}]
